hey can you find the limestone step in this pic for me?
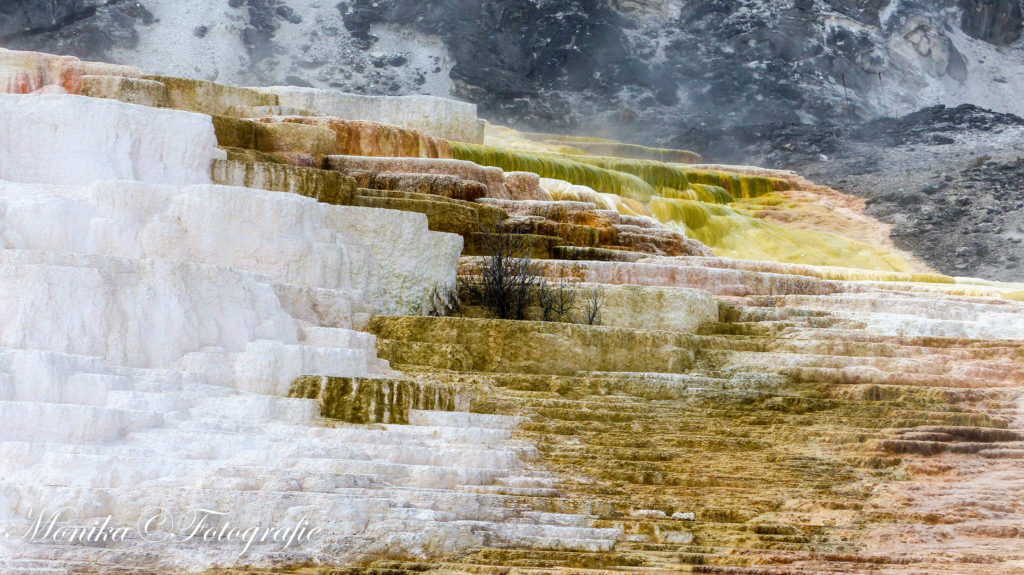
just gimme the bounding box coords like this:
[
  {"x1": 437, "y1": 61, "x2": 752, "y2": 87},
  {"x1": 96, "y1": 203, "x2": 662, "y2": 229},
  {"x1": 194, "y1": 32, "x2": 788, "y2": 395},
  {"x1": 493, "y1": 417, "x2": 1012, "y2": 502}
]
[
  {"x1": 104, "y1": 390, "x2": 191, "y2": 414},
  {"x1": 124, "y1": 417, "x2": 527, "y2": 448},
  {"x1": 370, "y1": 316, "x2": 698, "y2": 376},
  {"x1": 698, "y1": 320, "x2": 801, "y2": 336},
  {"x1": 210, "y1": 157, "x2": 357, "y2": 205},
  {"x1": 0, "y1": 401, "x2": 163, "y2": 444},
  {"x1": 463, "y1": 232, "x2": 565, "y2": 259},
  {"x1": 408, "y1": 410, "x2": 527, "y2": 430},
  {"x1": 352, "y1": 172, "x2": 490, "y2": 203},
  {"x1": 377, "y1": 339, "x2": 474, "y2": 371},
  {"x1": 0, "y1": 446, "x2": 530, "y2": 495},
  {"x1": 356, "y1": 187, "x2": 492, "y2": 210},
  {"x1": 289, "y1": 375, "x2": 462, "y2": 424},
  {"x1": 457, "y1": 485, "x2": 561, "y2": 497},
  {"x1": 524, "y1": 258, "x2": 833, "y2": 297},
  {"x1": 551, "y1": 245, "x2": 646, "y2": 262},
  {"x1": 119, "y1": 428, "x2": 533, "y2": 469},
  {"x1": 188, "y1": 393, "x2": 319, "y2": 423},
  {"x1": 354, "y1": 195, "x2": 479, "y2": 236},
  {"x1": 0, "y1": 560, "x2": 71, "y2": 575},
  {"x1": 464, "y1": 548, "x2": 647, "y2": 569},
  {"x1": 501, "y1": 218, "x2": 603, "y2": 249},
  {"x1": 717, "y1": 350, "x2": 1024, "y2": 383},
  {"x1": 299, "y1": 326, "x2": 379, "y2": 350},
  {"x1": 291, "y1": 329, "x2": 394, "y2": 376},
  {"x1": 240, "y1": 105, "x2": 314, "y2": 116},
  {"x1": 483, "y1": 532, "x2": 618, "y2": 553},
  {"x1": 779, "y1": 366, "x2": 1017, "y2": 388},
  {"x1": 723, "y1": 305, "x2": 832, "y2": 322}
]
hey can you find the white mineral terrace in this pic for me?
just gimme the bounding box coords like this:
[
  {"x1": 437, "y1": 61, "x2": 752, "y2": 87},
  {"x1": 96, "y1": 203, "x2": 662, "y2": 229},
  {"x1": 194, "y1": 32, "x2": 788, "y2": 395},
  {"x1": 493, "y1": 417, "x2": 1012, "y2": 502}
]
[{"x1": 0, "y1": 94, "x2": 614, "y2": 572}]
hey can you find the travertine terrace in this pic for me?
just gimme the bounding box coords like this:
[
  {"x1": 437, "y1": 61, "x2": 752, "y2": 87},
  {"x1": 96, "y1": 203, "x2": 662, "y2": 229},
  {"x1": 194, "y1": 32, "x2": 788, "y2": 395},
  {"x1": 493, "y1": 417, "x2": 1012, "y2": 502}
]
[{"x1": 0, "y1": 48, "x2": 1022, "y2": 575}]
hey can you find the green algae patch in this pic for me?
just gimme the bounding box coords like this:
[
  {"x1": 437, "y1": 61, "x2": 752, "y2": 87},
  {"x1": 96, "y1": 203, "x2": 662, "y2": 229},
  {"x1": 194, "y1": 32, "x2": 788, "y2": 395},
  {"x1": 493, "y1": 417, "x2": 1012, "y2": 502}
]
[
  {"x1": 289, "y1": 375, "x2": 457, "y2": 424},
  {"x1": 449, "y1": 142, "x2": 656, "y2": 202},
  {"x1": 531, "y1": 152, "x2": 783, "y2": 201},
  {"x1": 572, "y1": 141, "x2": 702, "y2": 164},
  {"x1": 565, "y1": 154, "x2": 694, "y2": 194},
  {"x1": 211, "y1": 158, "x2": 356, "y2": 205},
  {"x1": 684, "y1": 168, "x2": 790, "y2": 198},
  {"x1": 649, "y1": 197, "x2": 921, "y2": 273}
]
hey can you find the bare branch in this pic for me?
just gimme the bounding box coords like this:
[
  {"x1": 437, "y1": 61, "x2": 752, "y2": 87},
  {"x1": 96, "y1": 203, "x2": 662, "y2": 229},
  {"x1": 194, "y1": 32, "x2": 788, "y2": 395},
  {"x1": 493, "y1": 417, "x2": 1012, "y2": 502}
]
[{"x1": 583, "y1": 286, "x2": 605, "y2": 326}]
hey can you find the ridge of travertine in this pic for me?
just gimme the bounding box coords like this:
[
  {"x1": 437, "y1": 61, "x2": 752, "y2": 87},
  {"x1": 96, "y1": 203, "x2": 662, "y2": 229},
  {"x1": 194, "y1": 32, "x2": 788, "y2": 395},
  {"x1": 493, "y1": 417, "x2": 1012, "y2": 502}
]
[
  {"x1": 0, "y1": 48, "x2": 1023, "y2": 575},
  {"x1": 0, "y1": 92, "x2": 613, "y2": 572}
]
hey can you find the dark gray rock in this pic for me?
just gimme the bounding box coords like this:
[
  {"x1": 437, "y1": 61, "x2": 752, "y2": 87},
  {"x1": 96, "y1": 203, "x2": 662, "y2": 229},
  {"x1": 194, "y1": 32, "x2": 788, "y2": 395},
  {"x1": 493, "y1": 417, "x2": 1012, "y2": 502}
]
[
  {"x1": 0, "y1": 0, "x2": 152, "y2": 60},
  {"x1": 6, "y1": 0, "x2": 1024, "y2": 140},
  {"x1": 960, "y1": 0, "x2": 1023, "y2": 46},
  {"x1": 326, "y1": 0, "x2": 1021, "y2": 142}
]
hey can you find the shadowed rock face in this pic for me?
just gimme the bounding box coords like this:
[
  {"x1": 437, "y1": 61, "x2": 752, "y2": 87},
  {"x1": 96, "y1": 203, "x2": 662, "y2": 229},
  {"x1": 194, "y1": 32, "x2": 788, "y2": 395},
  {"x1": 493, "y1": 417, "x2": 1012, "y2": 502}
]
[
  {"x1": 338, "y1": 0, "x2": 1022, "y2": 134},
  {"x1": 0, "y1": 0, "x2": 153, "y2": 58},
  {"x1": 342, "y1": 0, "x2": 638, "y2": 123},
  {"x1": 960, "y1": 0, "x2": 1023, "y2": 45}
]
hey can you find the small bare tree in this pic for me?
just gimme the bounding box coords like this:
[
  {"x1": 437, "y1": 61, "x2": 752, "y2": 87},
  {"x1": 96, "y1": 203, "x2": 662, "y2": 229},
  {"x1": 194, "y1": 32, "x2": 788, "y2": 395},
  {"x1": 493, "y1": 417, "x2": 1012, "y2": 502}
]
[
  {"x1": 461, "y1": 222, "x2": 539, "y2": 321},
  {"x1": 537, "y1": 277, "x2": 576, "y2": 322},
  {"x1": 582, "y1": 286, "x2": 605, "y2": 326}
]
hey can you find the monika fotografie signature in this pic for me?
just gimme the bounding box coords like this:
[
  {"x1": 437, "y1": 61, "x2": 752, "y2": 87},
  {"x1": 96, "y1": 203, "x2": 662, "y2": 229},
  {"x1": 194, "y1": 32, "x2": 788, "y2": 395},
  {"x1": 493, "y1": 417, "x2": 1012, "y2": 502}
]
[{"x1": 4, "y1": 507, "x2": 323, "y2": 557}]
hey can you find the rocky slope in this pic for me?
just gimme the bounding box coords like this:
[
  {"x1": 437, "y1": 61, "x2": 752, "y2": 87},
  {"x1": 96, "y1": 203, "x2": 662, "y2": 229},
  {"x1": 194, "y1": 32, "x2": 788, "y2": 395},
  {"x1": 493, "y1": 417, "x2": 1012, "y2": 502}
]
[{"x1": 4, "y1": 0, "x2": 1024, "y2": 137}]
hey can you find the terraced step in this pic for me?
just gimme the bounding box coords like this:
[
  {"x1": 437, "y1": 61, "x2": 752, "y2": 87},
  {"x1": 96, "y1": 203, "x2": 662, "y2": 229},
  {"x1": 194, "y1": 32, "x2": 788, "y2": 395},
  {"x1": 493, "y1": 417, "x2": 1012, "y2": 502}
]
[
  {"x1": 211, "y1": 157, "x2": 357, "y2": 205},
  {"x1": 351, "y1": 171, "x2": 489, "y2": 202},
  {"x1": 354, "y1": 194, "x2": 480, "y2": 235},
  {"x1": 552, "y1": 245, "x2": 647, "y2": 262},
  {"x1": 463, "y1": 231, "x2": 565, "y2": 259},
  {"x1": 458, "y1": 547, "x2": 645, "y2": 568},
  {"x1": 0, "y1": 401, "x2": 164, "y2": 443},
  {"x1": 369, "y1": 316, "x2": 698, "y2": 376},
  {"x1": 377, "y1": 339, "x2": 475, "y2": 371}
]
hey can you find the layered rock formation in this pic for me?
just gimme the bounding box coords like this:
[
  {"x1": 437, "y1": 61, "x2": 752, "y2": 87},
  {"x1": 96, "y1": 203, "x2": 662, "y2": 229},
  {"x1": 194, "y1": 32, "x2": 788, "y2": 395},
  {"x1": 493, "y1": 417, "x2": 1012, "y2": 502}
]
[{"x1": 0, "y1": 48, "x2": 1022, "y2": 575}]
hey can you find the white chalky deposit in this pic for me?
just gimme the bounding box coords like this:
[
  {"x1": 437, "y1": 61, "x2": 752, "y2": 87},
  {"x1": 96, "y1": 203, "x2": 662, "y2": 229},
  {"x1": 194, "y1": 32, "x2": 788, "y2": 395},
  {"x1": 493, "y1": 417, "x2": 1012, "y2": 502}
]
[
  {"x1": 0, "y1": 94, "x2": 611, "y2": 571},
  {"x1": 0, "y1": 94, "x2": 223, "y2": 186}
]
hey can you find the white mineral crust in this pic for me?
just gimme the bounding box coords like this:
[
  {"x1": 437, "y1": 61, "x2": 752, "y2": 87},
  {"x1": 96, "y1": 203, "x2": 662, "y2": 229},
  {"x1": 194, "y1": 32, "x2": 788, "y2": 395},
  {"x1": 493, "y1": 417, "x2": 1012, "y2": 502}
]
[{"x1": 0, "y1": 94, "x2": 612, "y2": 572}]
